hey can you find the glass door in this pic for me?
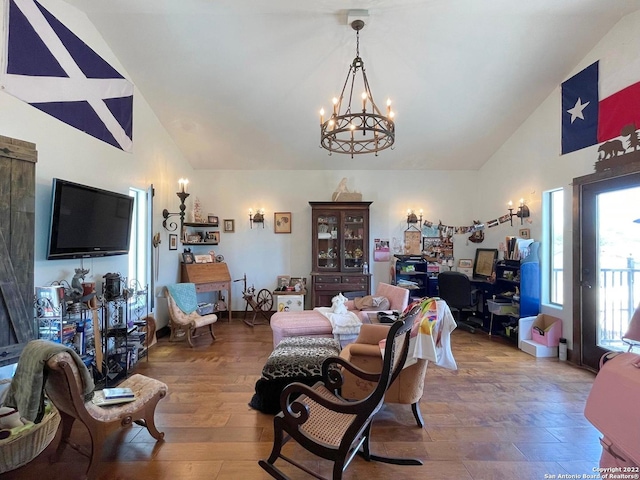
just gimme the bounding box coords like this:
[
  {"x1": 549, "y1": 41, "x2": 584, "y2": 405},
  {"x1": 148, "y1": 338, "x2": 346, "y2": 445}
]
[
  {"x1": 580, "y1": 173, "x2": 640, "y2": 369},
  {"x1": 316, "y1": 213, "x2": 339, "y2": 271},
  {"x1": 342, "y1": 212, "x2": 366, "y2": 271}
]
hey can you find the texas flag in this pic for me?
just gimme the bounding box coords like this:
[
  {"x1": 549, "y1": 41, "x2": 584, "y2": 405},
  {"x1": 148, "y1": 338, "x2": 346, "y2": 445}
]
[
  {"x1": 562, "y1": 61, "x2": 640, "y2": 155},
  {"x1": 1, "y1": 0, "x2": 133, "y2": 151}
]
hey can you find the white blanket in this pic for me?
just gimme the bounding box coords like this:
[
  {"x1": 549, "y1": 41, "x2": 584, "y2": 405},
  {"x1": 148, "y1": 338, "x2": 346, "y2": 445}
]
[{"x1": 314, "y1": 307, "x2": 362, "y2": 335}]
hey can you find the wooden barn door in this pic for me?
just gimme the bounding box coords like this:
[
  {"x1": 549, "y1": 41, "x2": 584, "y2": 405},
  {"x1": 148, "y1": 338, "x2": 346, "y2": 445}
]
[{"x1": 0, "y1": 135, "x2": 37, "y2": 367}]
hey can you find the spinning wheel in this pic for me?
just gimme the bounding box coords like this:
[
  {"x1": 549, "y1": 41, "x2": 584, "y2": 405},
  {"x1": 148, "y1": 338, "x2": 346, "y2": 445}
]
[{"x1": 234, "y1": 274, "x2": 273, "y2": 327}]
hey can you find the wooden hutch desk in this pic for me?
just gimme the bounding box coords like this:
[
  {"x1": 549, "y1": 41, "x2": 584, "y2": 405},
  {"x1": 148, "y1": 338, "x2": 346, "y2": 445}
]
[{"x1": 180, "y1": 262, "x2": 232, "y2": 321}]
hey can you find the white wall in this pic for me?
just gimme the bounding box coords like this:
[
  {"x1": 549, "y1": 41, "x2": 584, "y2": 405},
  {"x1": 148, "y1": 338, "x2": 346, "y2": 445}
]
[
  {"x1": 183, "y1": 170, "x2": 479, "y2": 310},
  {"x1": 0, "y1": 0, "x2": 195, "y2": 329}
]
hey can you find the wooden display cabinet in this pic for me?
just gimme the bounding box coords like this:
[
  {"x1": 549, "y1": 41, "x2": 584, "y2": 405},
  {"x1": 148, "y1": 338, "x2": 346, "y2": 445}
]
[{"x1": 309, "y1": 201, "x2": 372, "y2": 307}]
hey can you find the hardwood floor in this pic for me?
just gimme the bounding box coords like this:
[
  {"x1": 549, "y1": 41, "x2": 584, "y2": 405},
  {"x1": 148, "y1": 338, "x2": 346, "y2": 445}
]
[{"x1": 4, "y1": 321, "x2": 602, "y2": 480}]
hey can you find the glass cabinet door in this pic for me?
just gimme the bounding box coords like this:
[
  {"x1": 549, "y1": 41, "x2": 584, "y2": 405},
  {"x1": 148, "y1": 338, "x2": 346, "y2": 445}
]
[
  {"x1": 342, "y1": 212, "x2": 366, "y2": 270},
  {"x1": 316, "y1": 214, "x2": 339, "y2": 270}
]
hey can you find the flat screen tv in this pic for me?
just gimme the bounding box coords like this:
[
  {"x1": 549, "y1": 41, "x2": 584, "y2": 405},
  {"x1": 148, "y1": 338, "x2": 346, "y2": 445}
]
[
  {"x1": 47, "y1": 178, "x2": 134, "y2": 260},
  {"x1": 472, "y1": 248, "x2": 498, "y2": 280}
]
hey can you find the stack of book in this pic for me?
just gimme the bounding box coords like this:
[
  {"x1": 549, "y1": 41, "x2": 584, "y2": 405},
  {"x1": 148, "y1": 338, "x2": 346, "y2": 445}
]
[{"x1": 92, "y1": 387, "x2": 135, "y2": 406}]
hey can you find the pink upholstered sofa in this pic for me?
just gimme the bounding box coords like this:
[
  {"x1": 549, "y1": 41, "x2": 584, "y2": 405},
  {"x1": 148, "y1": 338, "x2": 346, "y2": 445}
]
[{"x1": 270, "y1": 282, "x2": 410, "y2": 347}]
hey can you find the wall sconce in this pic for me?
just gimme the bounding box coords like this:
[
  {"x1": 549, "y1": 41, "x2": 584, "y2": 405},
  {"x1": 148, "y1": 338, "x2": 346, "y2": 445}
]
[
  {"x1": 162, "y1": 178, "x2": 190, "y2": 232},
  {"x1": 406, "y1": 209, "x2": 423, "y2": 230},
  {"x1": 507, "y1": 199, "x2": 530, "y2": 226},
  {"x1": 249, "y1": 208, "x2": 265, "y2": 228}
]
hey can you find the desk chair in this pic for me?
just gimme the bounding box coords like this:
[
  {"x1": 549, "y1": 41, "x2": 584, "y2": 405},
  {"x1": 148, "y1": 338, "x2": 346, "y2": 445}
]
[{"x1": 437, "y1": 271, "x2": 482, "y2": 333}]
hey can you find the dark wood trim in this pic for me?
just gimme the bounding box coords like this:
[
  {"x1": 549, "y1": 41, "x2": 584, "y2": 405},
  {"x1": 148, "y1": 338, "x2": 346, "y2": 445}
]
[{"x1": 572, "y1": 160, "x2": 640, "y2": 369}]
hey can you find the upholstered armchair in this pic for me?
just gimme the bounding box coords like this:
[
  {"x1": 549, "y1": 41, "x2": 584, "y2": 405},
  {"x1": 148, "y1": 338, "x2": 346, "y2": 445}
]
[
  {"x1": 346, "y1": 282, "x2": 410, "y2": 323},
  {"x1": 339, "y1": 323, "x2": 428, "y2": 427},
  {"x1": 165, "y1": 284, "x2": 217, "y2": 347},
  {"x1": 44, "y1": 351, "x2": 167, "y2": 479}
]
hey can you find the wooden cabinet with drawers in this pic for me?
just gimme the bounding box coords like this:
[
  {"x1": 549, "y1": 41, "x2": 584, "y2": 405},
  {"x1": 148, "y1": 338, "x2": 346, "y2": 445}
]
[{"x1": 309, "y1": 201, "x2": 372, "y2": 307}]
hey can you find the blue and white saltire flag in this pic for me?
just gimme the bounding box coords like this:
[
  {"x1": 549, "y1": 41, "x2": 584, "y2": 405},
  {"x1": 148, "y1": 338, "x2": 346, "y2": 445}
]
[{"x1": 1, "y1": 0, "x2": 133, "y2": 151}]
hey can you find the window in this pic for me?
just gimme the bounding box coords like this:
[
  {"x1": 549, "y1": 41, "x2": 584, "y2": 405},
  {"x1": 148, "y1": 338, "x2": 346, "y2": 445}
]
[
  {"x1": 128, "y1": 187, "x2": 149, "y2": 288},
  {"x1": 544, "y1": 188, "x2": 564, "y2": 305}
]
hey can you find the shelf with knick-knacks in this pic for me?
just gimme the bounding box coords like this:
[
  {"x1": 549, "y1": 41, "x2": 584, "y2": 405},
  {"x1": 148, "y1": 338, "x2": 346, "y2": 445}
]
[{"x1": 182, "y1": 222, "x2": 220, "y2": 246}]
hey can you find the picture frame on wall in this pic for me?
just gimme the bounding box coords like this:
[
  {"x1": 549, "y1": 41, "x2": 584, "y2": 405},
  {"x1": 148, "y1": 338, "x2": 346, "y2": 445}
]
[
  {"x1": 404, "y1": 230, "x2": 422, "y2": 255},
  {"x1": 169, "y1": 234, "x2": 178, "y2": 250},
  {"x1": 519, "y1": 228, "x2": 531, "y2": 239},
  {"x1": 223, "y1": 219, "x2": 235, "y2": 232},
  {"x1": 274, "y1": 212, "x2": 292, "y2": 234}
]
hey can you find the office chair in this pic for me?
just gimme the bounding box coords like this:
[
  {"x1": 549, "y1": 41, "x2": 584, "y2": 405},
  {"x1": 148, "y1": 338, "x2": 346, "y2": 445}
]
[{"x1": 437, "y1": 271, "x2": 483, "y2": 333}]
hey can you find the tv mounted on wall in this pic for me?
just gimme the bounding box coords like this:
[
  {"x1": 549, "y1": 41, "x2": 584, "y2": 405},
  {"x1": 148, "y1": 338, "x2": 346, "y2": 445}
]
[{"x1": 47, "y1": 178, "x2": 134, "y2": 260}]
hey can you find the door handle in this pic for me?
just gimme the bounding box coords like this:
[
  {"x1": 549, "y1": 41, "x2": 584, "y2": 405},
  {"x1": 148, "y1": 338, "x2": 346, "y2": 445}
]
[{"x1": 580, "y1": 281, "x2": 592, "y2": 289}]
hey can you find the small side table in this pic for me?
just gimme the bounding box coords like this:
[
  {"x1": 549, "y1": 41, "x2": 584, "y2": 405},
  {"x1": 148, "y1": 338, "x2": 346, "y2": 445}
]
[{"x1": 273, "y1": 289, "x2": 307, "y2": 312}]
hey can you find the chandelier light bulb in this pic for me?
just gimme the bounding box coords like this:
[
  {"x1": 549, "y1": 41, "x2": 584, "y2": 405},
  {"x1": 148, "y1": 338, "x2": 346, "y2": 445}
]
[
  {"x1": 332, "y1": 97, "x2": 339, "y2": 115},
  {"x1": 361, "y1": 92, "x2": 367, "y2": 110},
  {"x1": 319, "y1": 108, "x2": 325, "y2": 125}
]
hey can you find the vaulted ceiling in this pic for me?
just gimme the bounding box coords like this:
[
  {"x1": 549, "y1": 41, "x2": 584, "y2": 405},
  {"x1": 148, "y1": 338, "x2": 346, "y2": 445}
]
[{"x1": 66, "y1": 0, "x2": 640, "y2": 170}]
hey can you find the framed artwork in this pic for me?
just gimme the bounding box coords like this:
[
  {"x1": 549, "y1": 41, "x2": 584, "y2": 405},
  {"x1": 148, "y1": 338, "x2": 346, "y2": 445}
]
[
  {"x1": 422, "y1": 237, "x2": 441, "y2": 257},
  {"x1": 194, "y1": 254, "x2": 212, "y2": 263},
  {"x1": 519, "y1": 228, "x2": 531, "y2": 239},
  {"x1": 210, "y1": 231, "x2": 220, "y2": 245},
  {"x1": 169, "y1": 234, "x2": 178, "y2": 250},
  {"x1": 274, "y1": 212, "x2": 292, "y2": 234},
  {"x1": 473, "y1": 248, "x2": 498, "y2": 279},
  {"x1": 182, "y1": 252, "x2": 195, "y2": 264},
  {"x1": 207, "y1": 215, "x2": 219, "y2": 226},
  {"x1": 403, "y1": 230, "x2": 422, "y2": 255},
  {"x1": 223, "y1": 219, "x2": 235, "y2": 233},
  {"x1": 277, "y1": 275, "x2": 291, "y2": 290},
  {"x1": 289, "y1": 277, "x2": 303, "y2": 288},
  {"x1": 458, "y1": 259, "x2": 473, "y2": 268}
]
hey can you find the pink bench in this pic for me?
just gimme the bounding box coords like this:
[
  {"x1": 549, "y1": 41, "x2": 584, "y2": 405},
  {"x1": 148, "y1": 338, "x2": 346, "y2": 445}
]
[{"x1": 270, "y1": 283, "x2": 410, "y2": 347}]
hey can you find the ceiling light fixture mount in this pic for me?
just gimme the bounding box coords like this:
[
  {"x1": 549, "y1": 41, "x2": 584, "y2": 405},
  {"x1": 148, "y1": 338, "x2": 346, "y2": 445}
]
[{"x1": 319, "y1": 12, "x2": 395, "y2": 158}]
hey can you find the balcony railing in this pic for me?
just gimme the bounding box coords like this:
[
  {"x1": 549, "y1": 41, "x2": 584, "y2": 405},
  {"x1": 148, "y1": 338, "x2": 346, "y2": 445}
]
[
  {"x1": 550, "y1": 267, "x2": 639, "y2": 351},
  {"x1": 598, "y1": 267, "x2": 640, "y2": 350}
]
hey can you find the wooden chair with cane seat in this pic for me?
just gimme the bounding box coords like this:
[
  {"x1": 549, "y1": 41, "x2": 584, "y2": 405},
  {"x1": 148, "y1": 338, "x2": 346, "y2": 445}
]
[
  {"x1": 44, "y1": 351, "x2": 167, "y2": 479},
  {"x1": 259, "y1": 314, "x2": 422, "y2": 480}
]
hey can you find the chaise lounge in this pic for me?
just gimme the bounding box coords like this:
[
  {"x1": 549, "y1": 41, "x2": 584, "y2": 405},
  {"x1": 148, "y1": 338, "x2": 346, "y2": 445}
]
[{"x1": 269, "y1": 282, "x2": 410, "y2": 347}]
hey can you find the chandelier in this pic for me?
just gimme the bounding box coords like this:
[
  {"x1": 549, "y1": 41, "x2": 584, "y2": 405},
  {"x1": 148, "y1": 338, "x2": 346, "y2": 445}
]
[{"x1": 319, "y1": 17, "x2": 395, "y2": 158}]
